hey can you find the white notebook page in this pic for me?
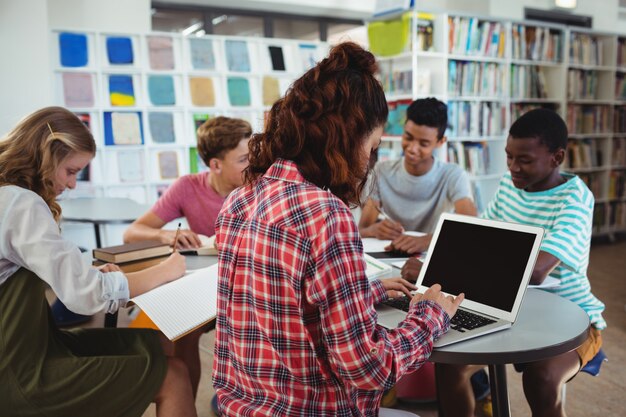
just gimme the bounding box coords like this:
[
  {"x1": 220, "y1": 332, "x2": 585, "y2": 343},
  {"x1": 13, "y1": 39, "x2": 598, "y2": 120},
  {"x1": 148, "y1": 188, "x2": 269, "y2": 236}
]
[{"x1": 131, "y1": 264, "x2": 219, "y2": 340}]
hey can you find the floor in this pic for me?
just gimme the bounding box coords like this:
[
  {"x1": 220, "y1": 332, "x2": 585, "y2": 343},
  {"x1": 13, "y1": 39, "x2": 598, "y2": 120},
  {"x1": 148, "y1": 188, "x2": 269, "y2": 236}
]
[{"x1": 77, "y1": 238, "x2": 625, "y2": 417}]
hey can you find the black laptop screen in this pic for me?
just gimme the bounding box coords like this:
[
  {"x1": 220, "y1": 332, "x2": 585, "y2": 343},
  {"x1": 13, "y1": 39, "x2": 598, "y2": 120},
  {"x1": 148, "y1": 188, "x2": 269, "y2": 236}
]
[{"x1": 421, "y1": 219, "x2": 537, "y2": 312}]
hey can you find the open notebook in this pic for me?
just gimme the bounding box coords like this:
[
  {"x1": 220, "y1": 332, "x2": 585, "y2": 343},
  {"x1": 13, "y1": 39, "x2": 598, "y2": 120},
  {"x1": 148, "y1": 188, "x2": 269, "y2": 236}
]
[
  {"x1": 180, "y1": 234, "x2": 217, "y2": 256},
  {"x1": 130, "y1": 264, "x2": 218, "y2": 341}
]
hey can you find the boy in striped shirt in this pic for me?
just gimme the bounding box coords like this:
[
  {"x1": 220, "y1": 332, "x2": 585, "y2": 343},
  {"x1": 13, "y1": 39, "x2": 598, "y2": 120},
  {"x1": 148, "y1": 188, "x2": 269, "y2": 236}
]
[{"x1": 434, "y1": 109, "x2": 606, "y2": 417}]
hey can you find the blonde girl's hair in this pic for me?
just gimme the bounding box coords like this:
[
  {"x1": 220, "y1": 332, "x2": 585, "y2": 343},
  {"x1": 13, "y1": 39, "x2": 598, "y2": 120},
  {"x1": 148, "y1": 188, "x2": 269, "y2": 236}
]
[{"x1": 0, "y1": 106, "x2": 96, "y2": 221}]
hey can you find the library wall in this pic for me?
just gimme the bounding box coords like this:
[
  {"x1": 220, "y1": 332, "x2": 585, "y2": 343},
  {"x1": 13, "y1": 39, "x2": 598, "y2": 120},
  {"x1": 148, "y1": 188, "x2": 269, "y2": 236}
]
[
  {"x1": 48, "y1": 0, "x2": 151, "y2": 33},
  {"x1": 0, "y1": 0, "x2": 51, "y2": 133}
]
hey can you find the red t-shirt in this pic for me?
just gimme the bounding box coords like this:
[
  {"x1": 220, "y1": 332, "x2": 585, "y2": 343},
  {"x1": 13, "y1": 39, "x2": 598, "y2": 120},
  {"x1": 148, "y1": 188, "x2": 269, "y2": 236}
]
[{"x1": 151, "y1": 172, "x2": 225, "y2": 237}]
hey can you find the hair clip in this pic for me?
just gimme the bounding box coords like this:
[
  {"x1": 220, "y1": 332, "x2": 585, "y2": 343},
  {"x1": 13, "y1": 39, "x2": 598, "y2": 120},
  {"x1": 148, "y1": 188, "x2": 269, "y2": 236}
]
[{"x1": 46, "y1": 122, "x2": 56, "y2": 139}]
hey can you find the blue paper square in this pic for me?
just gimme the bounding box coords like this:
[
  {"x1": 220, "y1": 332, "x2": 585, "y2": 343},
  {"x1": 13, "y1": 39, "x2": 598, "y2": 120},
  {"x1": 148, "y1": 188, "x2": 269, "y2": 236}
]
[
  {"x1": 59, "y1": 32, "x2": 88, "y2": 67},
  {"x1": 107, "y1": 37, "x2": 133, "y2": 64},
  {"x1": 148, "y1": 75, "x2": 176, "y2": 106},
  {"x1": 149, "y1": 112, "x2": 176, "y2": 143}
]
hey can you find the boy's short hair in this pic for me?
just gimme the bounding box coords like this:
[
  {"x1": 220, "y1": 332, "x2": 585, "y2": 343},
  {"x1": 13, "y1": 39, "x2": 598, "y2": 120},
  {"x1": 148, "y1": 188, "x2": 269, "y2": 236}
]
[
  {"x1": 509, "y1": 108, "x2": 568, "y2": 152},
  {"x1": 406, "y1": 97, "x2": 448, "y2": 140},
  {"x1": 197, "y1": 116, "x2": 252, "y2": 165}
]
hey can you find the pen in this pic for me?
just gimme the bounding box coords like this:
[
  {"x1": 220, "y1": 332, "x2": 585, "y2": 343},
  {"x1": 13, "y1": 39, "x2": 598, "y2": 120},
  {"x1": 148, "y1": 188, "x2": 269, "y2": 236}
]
[
  {"x1": 374, "y1": 204, "x2": 391, "y2": 221},
  {"x1": 173, "y1": 222, "x2": 181, "y2": 251}
]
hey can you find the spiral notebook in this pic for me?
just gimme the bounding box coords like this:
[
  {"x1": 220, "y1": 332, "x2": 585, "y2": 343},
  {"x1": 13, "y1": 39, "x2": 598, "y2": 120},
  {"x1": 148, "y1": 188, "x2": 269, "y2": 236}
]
[{"x1": 130, "y1": 264, "x2": 219, "y2": 341}]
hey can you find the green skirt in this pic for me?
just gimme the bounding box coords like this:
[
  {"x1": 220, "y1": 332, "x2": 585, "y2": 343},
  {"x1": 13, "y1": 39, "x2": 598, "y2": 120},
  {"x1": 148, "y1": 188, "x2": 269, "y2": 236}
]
[{"x1": 0, "y1": 268, "x2": 167, "y2": 417}]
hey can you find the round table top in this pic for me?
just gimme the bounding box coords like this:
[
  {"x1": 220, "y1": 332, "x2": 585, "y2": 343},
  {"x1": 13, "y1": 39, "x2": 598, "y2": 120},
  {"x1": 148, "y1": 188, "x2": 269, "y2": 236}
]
[
  {"x1": 429, "y1": 289, "x2": 590, "y2": 365},
  {"x1": 59, "y1": 197, "x2": 151, "y2": 224}
]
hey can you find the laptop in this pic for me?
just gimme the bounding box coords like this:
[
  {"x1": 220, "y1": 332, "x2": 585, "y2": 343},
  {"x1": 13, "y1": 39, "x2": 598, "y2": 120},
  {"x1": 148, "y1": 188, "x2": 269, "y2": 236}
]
[{"x1": 376, "y1": 213, "x2": 544, "y2": 347}]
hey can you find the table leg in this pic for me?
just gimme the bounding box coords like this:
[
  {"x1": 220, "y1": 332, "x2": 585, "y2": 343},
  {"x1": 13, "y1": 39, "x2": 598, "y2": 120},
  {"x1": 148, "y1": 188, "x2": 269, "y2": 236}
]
[
  {"x1": 488, "y1": 364, "x2": 510, "y2": 417},
  {"x1": 93, "y1": 223, "x2": 102, "y2": 248},
  {"x1": 434, "y1": 363, "x2": 445, "y2": 417}
]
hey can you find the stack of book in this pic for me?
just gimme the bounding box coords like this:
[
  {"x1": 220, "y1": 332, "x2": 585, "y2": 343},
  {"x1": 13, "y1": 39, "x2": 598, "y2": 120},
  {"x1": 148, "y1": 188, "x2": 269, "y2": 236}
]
[{"x1": 93, "y1": 240, "x2": 172, "y2": 272}]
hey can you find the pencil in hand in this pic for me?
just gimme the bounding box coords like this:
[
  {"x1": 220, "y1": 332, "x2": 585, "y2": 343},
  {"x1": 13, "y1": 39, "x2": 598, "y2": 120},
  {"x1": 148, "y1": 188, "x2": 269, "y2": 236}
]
[{"x1": 173, "y1": 222, "x2": 181, "y2": 251}]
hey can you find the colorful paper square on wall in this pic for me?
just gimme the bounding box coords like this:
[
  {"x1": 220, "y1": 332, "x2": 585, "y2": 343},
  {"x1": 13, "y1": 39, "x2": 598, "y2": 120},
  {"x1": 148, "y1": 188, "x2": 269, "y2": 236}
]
[
  {"x1": 148, "y1": 75, "x2": 175, "y2": 105},
  {"x1": 148, "y1": 36, "x2": 175, "y2": 70},
  {"x1": 268, "y1": 46, "x2": 286, "y2": 71},
  {"x1": 262, "y1": 76, "x2": 280, "y2": 106},
  {"x1": 189, "y1": 38, "x2": 215, "y2": 70},
  {"x1": 106, "y1": 36, "x2": 134, "y2": 64},
  {"x1": 62, "y1": 72, "x2": 94, "y2": 107},
  {"x1": 104, "y1": 111, "x2": 143, "y2": 145},
  {"x1": 227, "y1": 77, "x2": 251, "y2": 106},
  {"x1": 149, "y1": 112, "x2": 175, "y2": 143},
  {"x1": 193, "y1": 113, "x2": 210, "y2": 138},
  {"x1": 109, "y1": 74, "x2": 135, "y2": 106},
  {"x1": 158, "y1": 151, "x2": 179, "y2": 179},
  {"x1": 189, "y1": 77, "x2": 215, "y2": 107},
  {"x1": 59, "y1": 32, "x2": 88, "y2": 67},
  {"x1": 225, "y1": 40, "x2": 251, "y2": 72},
  {"x1": 298, "y1": 44, "x2": 318, "y2": 71},
  {"x1": 117, "y1": 150, "x2": 144, "y2": 182},
  {"x1": 189, "y1": 147, "x2": 208, "y2": 173}
]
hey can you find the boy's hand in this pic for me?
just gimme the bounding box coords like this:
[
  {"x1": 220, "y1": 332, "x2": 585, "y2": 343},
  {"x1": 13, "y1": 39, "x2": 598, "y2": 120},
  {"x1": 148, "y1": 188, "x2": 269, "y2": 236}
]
[
  {"x1": 370, "y1": 219, "x2": 404, "y2": 240},
  {"x1": 386, "y1": 234, "x2": 432, "y2": 255},
  {"x1": 165, "y1": 229, "x2": 202, "y2": 249},
  {"x1": 401, "y1": 257, "x2": 423, "y2": 281},
  {"x1": 411, "y1": 284, "x2": 464, "y2": 318}
]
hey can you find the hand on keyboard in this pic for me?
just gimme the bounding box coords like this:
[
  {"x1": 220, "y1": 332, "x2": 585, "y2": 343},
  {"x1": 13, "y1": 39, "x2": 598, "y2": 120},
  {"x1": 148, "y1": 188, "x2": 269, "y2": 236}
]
[
  {"x1": 411, "y1": 284, "x2": 464, "y2": 319},
  {"x1": 380, "y1": 277, "x2": 417, "y2": 299}
]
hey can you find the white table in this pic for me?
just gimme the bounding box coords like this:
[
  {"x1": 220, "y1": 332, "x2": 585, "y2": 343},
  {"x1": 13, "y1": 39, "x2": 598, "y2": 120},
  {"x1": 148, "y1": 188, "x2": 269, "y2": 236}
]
[{"x1": 59, "y1": 197, "x2": 151, "y2": 248}]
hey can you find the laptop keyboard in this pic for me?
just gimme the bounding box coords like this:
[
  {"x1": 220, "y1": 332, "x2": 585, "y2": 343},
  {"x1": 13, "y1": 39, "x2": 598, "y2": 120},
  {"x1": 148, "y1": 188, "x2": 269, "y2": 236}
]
[
  {"x1": 450, "y1": 309, "x2": 496, "y2": 331},
  {"x1": 382, "y1": 296, "x2": 411, "y2": 312},
  {"x1": 382, "y1": 298, "x2": 497, "y2": 333}
]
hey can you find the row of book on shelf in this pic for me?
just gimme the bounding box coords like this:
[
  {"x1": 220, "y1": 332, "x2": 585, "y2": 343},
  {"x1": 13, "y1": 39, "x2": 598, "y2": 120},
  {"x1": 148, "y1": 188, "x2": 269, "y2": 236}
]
[
  {"x1": 447, "y1": 101, "x2": 505, "y2": 138},
  {"x1": 567, "y1": 69, "x2": 600, "y2": 100},
  {"x1": 614, "y1": 107, "x2": 626, "y2": 133},
  {"x1": 446, "y1": 141, "x2": 491, "y2": 176},
  {"x1": 511, "y1": 24, "x2": 562, "y2": 62},
  {"x1": 510, "y1": 65, "x2": 549, "y2": 99},
  {"x1": 568, "y1": 32, "x2": 606, "y2": 66},
  {"x1": 593, "y1": 201, "x2": 626, "y2": 232},
  {"x1": 577, "y1": 170, "x2": 626, "y2": 199},
  {"x1": 378, "y1": 68, "x2": 431, "y2": 96},
  {"x1": 564, "y1": 137, "x2": 626, "y2": 170},
  {"x1": 566, "y1": 105, "x2": 611, "y2": 134},
  {"x1": 448, "y1": 61, "x2": 506, "y2": 97},
  {"x1": 447, "y1": 16, "x2": 506, "y2": 58},
  {"x1": 617, "y1": 38, "x2": 626, "y2": 67}
]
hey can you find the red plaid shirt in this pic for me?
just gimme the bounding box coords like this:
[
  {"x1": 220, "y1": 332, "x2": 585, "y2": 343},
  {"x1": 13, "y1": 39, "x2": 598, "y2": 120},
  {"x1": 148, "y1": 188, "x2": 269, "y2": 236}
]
[{"x1": 213, "y1": 159, "x2": 450, "y2": 416}]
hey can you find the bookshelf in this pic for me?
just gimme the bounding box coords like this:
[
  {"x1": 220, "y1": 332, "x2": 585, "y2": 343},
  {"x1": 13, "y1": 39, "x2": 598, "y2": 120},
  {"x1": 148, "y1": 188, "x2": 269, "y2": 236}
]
[
  {"x1": 369, "y1": 10, "x2": 626, "y2": 237},
  {"x1": 51, "y1": 30, "x2": 328, "y2": 205}
]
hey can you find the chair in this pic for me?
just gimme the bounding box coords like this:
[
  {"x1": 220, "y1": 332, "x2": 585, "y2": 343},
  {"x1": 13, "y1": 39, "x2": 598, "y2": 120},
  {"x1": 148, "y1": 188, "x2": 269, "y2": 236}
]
[
  {"x1": 562, "y1": 348, "x2": 607, "y2": 404},
  {"x1": 395, "y1": 362, "x2": 437, "y2": 403}
]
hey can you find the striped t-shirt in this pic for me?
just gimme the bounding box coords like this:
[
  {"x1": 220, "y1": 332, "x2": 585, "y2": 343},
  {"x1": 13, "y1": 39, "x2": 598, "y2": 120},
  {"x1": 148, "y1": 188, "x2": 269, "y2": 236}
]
[{"x1": 482, "y1": 172, "x2": 606, "y2": 330}]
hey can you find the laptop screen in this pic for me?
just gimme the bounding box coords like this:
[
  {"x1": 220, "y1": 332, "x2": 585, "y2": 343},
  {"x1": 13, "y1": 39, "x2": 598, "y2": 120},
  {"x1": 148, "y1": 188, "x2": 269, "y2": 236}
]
[{"x1": 421, "y1": 218, "x2": 538, "y2": 312}]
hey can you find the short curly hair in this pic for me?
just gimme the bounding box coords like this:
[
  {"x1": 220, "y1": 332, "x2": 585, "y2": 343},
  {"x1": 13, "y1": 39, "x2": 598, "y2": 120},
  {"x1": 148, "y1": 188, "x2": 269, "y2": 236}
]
[
  {"x1": 406, "y1": 97, "x2": 448, "y2": 140},
  {"x1": 196, "y1": 116, "x2": 252, "y2": 165}
]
